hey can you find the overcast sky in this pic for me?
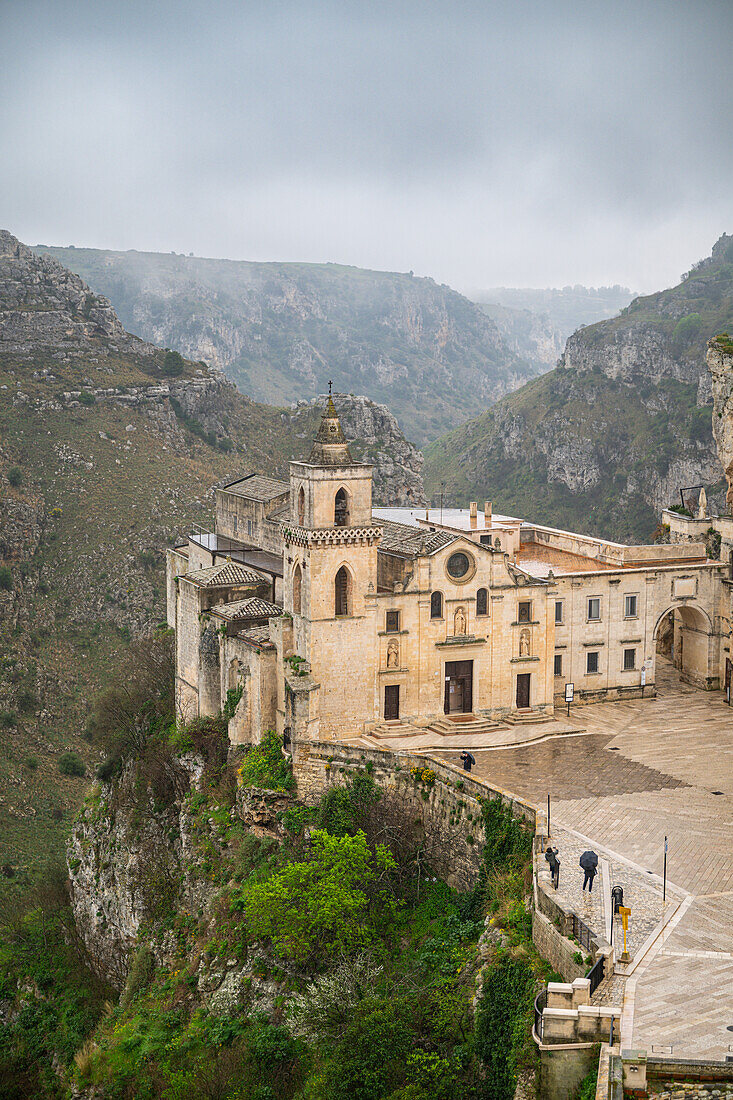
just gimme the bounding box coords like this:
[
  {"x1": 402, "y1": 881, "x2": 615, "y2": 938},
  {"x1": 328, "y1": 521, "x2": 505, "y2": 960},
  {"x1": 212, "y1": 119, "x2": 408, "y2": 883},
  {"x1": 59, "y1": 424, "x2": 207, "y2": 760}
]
[{"x1": 2, "y1": 0, "x2": 732, "y2": 293}]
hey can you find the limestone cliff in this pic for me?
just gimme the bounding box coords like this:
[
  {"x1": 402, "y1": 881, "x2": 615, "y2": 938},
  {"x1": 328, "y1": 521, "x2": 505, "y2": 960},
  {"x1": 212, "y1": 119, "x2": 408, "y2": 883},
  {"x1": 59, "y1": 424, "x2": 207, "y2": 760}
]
[
  {"x1": 709, "y1": 335, "x2": 733, "y2": 503},
  {"x1": 426, "y1": 235, "x2": 733, "y2": 541},
  {"x1": 68, "y1": 755, "x2": 300, "y2": 1014},
  {"x1": 36, "y1": 244, "x2": 544, "y2": 443}
]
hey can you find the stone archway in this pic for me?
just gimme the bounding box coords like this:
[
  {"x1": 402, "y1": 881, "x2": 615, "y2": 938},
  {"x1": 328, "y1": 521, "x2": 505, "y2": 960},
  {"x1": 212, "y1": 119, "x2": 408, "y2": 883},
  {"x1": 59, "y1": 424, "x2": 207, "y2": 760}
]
[{"x1": 653, "y1": 601, "x2": 720, "y2": 691}]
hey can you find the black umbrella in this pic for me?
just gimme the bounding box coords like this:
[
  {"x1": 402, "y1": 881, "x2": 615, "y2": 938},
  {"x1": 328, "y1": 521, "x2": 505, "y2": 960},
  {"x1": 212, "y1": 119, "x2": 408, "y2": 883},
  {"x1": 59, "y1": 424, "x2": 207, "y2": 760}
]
[{"x1": 579, "y1": 850, "x2": 598, "y2": 871}]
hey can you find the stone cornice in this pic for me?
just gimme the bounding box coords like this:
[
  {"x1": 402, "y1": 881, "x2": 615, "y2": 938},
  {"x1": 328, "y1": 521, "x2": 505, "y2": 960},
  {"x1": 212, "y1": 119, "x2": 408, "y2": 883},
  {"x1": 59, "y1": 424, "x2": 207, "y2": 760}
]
[{"x1": 282, "y1": 523, "x2": 383, "y2": 549}]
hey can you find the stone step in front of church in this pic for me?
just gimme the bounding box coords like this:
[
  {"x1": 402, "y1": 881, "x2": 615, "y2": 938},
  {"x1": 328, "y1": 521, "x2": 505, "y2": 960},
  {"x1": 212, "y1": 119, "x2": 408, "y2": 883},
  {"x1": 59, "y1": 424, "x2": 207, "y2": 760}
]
[
  {"x1": 503, "y1": 709, "x2": 555, "y2": 725},
  {"x1": 427, "y1": 715, "x2": 506, "y2": 737}
]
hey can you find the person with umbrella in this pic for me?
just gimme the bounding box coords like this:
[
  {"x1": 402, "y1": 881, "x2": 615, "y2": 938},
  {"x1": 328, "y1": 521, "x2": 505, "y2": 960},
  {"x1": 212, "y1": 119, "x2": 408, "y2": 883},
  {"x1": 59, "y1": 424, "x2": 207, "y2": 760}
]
[
  {"x1": 579, "y1": 850, "x2": 599, "y2": 892},
  {"x1": 460, "y1": 751, "x2": 476, "y2": 773}
]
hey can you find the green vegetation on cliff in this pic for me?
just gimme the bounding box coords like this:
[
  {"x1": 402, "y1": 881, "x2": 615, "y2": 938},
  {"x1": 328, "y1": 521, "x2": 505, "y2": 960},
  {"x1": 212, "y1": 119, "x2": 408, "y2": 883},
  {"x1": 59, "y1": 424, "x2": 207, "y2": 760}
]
[{"x1": 0, "y1": 657, "x2": 552, "y2": 1100}]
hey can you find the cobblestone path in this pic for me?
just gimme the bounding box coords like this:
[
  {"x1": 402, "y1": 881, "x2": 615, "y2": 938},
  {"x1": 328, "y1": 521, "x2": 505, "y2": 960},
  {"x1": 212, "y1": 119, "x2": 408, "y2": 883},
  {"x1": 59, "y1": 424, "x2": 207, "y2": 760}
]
[{"x1": 434, "y1": 661, "x2": 733, "y2": 1060}]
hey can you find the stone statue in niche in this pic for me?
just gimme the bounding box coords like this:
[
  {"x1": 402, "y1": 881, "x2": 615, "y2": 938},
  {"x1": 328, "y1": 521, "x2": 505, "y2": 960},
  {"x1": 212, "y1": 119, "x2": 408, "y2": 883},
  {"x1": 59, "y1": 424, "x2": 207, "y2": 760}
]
[
  {"x1": 519, "y1": 627, "x2": 531, "y2": 657},
  {"x1": 454, "y1": 607, "x2": 467, "y2": 636},
  {"x1": 386, "y1": 639, "x2": 399, "y2": 668}
]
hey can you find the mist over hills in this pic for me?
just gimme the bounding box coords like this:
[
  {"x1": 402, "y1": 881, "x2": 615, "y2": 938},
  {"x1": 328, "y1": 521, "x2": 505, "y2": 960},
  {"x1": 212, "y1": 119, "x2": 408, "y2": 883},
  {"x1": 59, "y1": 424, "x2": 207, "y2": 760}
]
[
  {"x1": 470, "y1": 285, "x2": 636, "y2": 374},
  {"x1": 426, "y1": 235, "x2": 733, "y2": 542},
  {"x1": 36, "y1": 246, "x2": 549, "y2": 445}
]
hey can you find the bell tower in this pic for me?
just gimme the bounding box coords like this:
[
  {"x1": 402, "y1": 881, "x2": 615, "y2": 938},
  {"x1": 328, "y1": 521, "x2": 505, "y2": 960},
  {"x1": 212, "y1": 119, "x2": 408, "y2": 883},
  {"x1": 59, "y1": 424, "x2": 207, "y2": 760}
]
[{"x1": 282, "y1": 390, "x2": 381, "y2": 738}]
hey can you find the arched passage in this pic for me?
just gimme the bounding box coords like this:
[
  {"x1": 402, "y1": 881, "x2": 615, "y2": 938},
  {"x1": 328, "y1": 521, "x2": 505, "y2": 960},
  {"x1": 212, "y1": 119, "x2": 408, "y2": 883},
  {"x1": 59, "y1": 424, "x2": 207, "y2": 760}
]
[{"x1": 653, "y1": 601, "x2": 719, "y2": 691}]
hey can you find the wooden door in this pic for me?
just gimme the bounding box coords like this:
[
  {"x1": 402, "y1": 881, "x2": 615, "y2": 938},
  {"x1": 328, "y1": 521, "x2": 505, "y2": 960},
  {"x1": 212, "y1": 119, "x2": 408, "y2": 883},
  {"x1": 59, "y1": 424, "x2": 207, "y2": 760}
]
[
  {"x1": 516, "y1": 673, "x2": 531, "y2": 709},
  {"x1": 444, "y1": 661, "x2": 473, "y2": 714},
  {"x1": 384, "y1": 685, "x2": 400, "y2": 721}
]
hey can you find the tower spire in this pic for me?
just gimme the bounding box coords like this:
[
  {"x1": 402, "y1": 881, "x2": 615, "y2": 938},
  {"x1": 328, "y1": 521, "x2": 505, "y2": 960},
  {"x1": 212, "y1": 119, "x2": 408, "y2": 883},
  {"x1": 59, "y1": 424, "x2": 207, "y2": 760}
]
[{"x1": 309, "y1": 389, "x2": 353, "y2": 466}]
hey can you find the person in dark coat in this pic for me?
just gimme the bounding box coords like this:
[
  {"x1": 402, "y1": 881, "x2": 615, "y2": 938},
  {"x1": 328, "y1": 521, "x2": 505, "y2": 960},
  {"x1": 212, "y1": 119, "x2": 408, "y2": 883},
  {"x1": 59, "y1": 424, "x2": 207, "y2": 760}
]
[
  {"x1": 460, "y1": 751, "x2": 476, "y2": 773},
  {"x1": 545, "y1": 846, "x2": 560, "y2": 889}
]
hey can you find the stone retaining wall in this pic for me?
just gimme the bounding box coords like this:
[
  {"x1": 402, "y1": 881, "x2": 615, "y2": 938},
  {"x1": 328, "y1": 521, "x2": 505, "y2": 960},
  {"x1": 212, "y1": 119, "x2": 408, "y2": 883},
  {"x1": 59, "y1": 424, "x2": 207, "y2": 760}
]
[{"x1": 292, "y1": 740, "x2": 536, "y2": 889}]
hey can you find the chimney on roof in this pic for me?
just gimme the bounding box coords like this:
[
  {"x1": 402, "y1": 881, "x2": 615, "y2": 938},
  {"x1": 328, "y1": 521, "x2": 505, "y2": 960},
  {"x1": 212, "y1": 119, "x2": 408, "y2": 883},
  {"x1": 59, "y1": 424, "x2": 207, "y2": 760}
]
[
  {"x1": 470, "y1": 501, "x2": 477, "y2": 529},
  {"x1": 484, "y1": 500, "x2": 492, "y2": 525}
]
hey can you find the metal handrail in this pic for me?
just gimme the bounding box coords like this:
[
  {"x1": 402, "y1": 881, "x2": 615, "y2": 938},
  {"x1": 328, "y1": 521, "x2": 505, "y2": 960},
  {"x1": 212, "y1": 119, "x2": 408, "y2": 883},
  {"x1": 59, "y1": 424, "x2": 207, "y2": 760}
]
[
  {"x1": 534, "y1": 987, "x2": 547, "y2": 1041},
  {"x1": 586, "y1": 955, "x2": 605, "y2": 996}
]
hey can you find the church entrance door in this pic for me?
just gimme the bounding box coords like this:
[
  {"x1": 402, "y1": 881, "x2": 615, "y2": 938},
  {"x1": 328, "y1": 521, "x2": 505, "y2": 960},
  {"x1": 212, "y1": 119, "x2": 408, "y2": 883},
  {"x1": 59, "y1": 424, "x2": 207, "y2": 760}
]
[
  {"x1": 516, "y1": 673, "x2": 531, "y2": 709},
  {"x1": 444, "y1": 661, "x2": 473, "y2": 714},
  {"x1": 384, "y1": 685, "x2": 400, "y2": 721}
]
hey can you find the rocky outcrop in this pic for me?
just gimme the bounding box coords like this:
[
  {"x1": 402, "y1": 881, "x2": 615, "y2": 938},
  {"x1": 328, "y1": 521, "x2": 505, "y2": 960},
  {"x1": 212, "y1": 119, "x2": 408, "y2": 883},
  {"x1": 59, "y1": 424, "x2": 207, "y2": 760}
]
[
  {"x1": 426, "y1": 234, "x2": 733, "y2": 540},
  {"x1": 0, "y1": 231, "x2": 153, "y2": 362},
  {"x1": 709, "y1": 336, "x2": 733, "y2": 503}
]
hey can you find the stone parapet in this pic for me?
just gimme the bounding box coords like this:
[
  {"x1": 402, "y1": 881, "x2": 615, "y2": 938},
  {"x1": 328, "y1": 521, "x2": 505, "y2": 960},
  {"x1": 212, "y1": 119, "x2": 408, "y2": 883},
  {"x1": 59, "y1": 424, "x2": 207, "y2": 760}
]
[{"x1": 292, "y1": 740, "x2": 535, "y2": 889}]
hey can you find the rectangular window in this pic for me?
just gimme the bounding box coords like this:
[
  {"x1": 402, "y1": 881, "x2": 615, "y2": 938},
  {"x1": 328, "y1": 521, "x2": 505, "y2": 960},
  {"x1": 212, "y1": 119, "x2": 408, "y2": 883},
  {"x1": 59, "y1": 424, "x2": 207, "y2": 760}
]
[
  {"x1": 385, "y1": 610, "x2": 400, "y2": 633},
  {"x1": 623, "y1": 648, "x2": 636, "y2": 670},
  {"x1": 587, "y1": 651, "x2": 599, "y2": 674},
  {"x1": 587, "y1": 597, "x2": 601, "y2": 622},
  {"x1": 624, "y1": 594, "x2": 638, "y2": 619},
  {"x1": 555, "y1": 600, "x2": 564, "y2": 625},
  {"x1": 480, "y1": 534, "x2": 492, "y2": 545},
  {"x1": 518, "y1": 600, "x2": 532, "y2": 623},
  {"x1": 247, "y1": 519, "x2": 253, "y2": 537},
  {"x1": 554, "y1": 653, "x2": 563, "y2": 677}
]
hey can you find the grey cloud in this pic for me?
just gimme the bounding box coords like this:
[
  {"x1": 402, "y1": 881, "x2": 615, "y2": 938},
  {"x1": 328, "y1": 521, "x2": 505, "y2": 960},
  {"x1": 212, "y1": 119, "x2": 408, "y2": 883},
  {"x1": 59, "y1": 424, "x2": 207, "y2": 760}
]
[{"x1": 1, "y1": 0, "x2": 731, "y2": 290}]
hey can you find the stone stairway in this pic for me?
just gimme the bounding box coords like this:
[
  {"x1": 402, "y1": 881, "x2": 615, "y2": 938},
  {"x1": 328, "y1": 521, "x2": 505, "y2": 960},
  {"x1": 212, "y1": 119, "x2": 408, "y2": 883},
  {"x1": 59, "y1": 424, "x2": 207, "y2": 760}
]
[
  {"x1": 503, "y1": 709, "x2": 555, "y2": 725},
  {"x1": 426, "y1": 714, "x2": 506, "y2": 737},
  {"x1": 364, "y1": 719, "x2": 425, "y2": 742}
]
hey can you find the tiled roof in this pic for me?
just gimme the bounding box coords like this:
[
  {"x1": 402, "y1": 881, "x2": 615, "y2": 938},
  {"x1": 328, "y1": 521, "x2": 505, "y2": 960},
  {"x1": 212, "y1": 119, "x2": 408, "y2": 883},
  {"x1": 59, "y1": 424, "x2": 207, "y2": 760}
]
[
  {"x1": 378, "y1": 519, "x2": 456, "y2": 558},
  {"x1": 209, "y1": 597, "x2": 283, "y2": 621},
  {"x1": 184, "y1": 561, "x2": 268, "y2": 587},
  {"x1": 221, "y1": 474, "x2": 289, "y2": 501}
]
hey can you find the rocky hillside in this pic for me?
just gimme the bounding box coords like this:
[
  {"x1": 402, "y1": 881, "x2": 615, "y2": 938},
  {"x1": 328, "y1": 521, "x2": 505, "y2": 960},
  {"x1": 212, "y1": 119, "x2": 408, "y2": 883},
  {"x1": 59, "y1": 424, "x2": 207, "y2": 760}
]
[
  {"x1": 0, "y1": 232, "x2": 422, "y2": 878},
  {"x1": 35, "y1": 245, "x2": 543, "y2": 443},
  {"x1": 426, "y1": 236, "x2": 733, "y2": 541},
  {"x1": 709, "y1": 334, "x2": 733, "y2": 504}
]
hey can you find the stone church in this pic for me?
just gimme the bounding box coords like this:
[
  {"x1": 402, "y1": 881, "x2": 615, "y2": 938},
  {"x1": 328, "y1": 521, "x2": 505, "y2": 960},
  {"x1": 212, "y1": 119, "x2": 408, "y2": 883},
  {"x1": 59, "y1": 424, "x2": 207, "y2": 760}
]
[{"x1": 167, "y1": 397, "x2": 730, "y2": 745}]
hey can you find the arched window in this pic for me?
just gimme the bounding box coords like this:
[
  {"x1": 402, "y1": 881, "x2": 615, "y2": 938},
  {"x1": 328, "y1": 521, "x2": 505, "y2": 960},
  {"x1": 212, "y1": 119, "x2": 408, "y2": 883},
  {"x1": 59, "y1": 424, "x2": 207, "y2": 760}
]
[
  {"x1": 334, "y1": 487, "x2": 349, "y2": 527},
  {"x1": 335, "y1": 566, "x2": 350, "y2": 617},
  {"x1": 476, "y1": 587, "x2": 488, "y2": 616},
  {"x1": 292, "y1": 563, "x2": 302, "y2": 615},
  {"x1": 297, "y1": 486, "x2": 305, "y2": 526},
  {"x1": 430, "y1": 591, "x2": 443, "y2": 620}
]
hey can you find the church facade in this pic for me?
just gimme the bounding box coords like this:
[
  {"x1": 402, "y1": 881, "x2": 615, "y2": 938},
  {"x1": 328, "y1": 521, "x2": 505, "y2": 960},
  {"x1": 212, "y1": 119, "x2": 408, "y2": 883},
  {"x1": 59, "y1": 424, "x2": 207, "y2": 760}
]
[{"x1": 167, "y1": 398, "x2": 730, "y2": 746}]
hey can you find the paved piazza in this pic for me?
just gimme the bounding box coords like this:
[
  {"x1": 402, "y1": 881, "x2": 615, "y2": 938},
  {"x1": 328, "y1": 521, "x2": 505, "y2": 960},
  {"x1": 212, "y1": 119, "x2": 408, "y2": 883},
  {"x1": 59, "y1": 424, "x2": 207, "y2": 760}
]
[{"x1": 433, "y1": 662, "x2": 733, "y2": 1060}]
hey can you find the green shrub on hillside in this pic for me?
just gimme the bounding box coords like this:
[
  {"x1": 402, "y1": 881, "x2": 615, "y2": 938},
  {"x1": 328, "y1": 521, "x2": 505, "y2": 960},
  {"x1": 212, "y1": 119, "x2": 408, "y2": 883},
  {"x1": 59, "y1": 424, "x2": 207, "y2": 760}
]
[
  {"x1": 7, "y1": 467, "x2": 21, "y2": 487},
  {"x1": 0, "y1": 567, "x2": 13, "y2": 591},
  {"x1": 162, "y1": 349, "x2": 185, "y2": 376},
  {"x1": 237, "y1": 730, "x2": 294, "y2": 791},
  {"x1": 481, "y1": 797, "x2": 532, "y2": 874},
  {"x1": 233, "y1": 829, "x2": 396, "y2": 964},
  {"x1": 318, "y1": 771, "x2": 381, "y2": 837},
  {"x1": 58, "y1": 752, "x2": 86, "y2": 777}
]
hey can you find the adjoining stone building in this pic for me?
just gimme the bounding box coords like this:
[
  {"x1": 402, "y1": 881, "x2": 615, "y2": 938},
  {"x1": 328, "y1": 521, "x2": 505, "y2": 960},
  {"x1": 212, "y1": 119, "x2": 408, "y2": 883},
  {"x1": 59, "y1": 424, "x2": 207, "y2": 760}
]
[{"x1": 167, "y1": 397, "x2": 729, "y2": 745}]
